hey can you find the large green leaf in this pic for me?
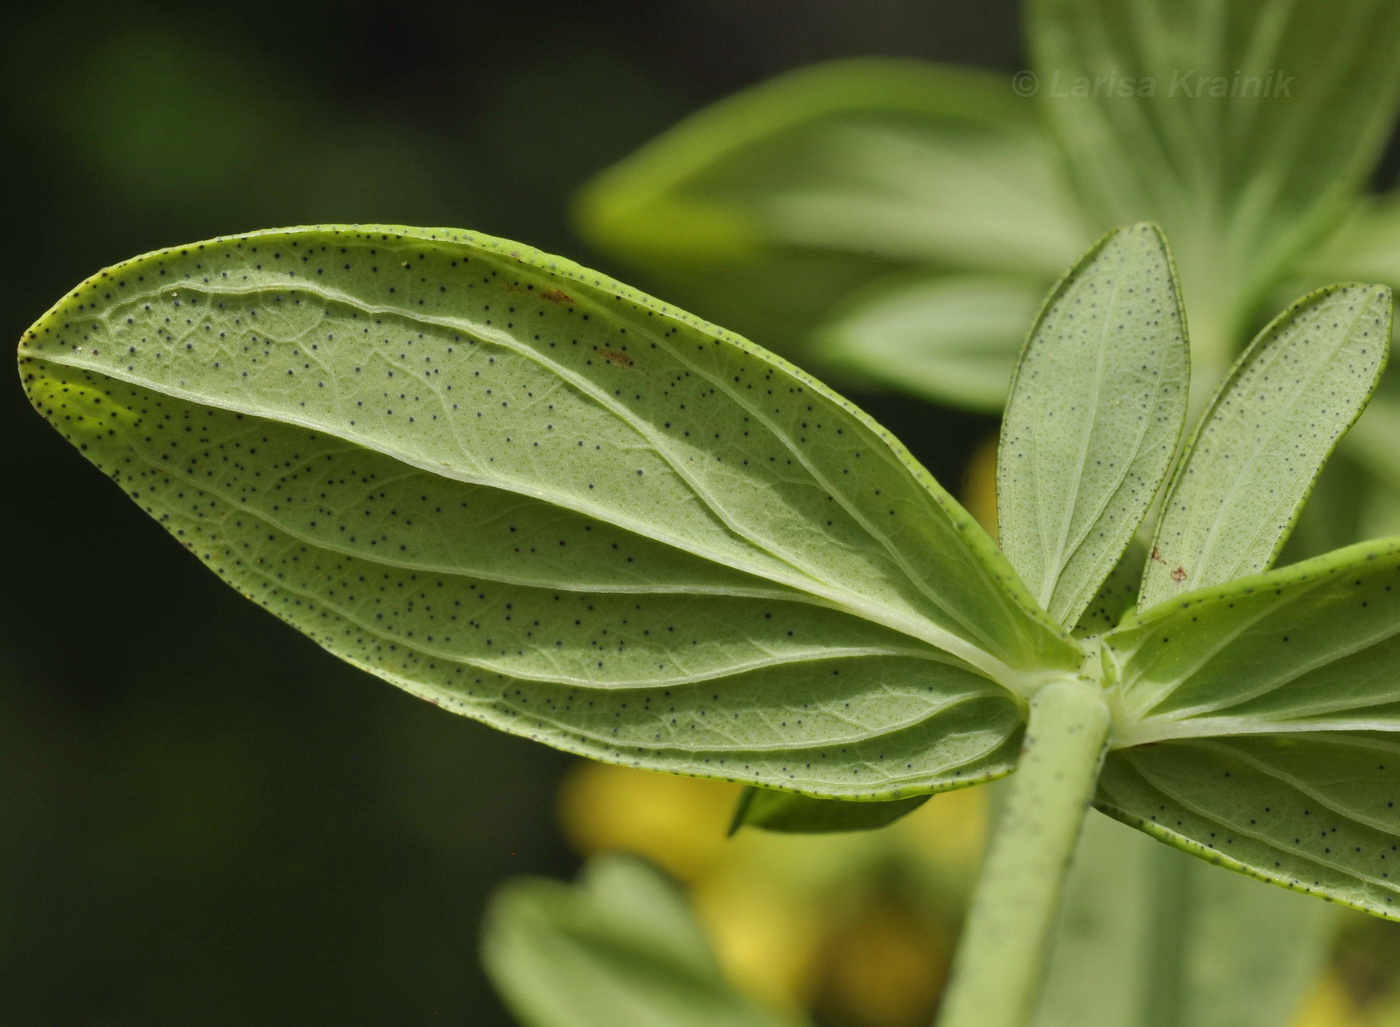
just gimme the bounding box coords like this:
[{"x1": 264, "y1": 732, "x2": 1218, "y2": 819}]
[
  {"x1": 482, "y1": 854, "x2": 801, "y2": 1027},
  {"x1": 1099, "y1": 733, "x2": 1400, "y2": 919},
  {"x1": 811, "y1": 274, "x2": 1043, "y2": 413},
  {"x1": 1141, "y1": 284, "x2": 1391, "y2": 611},
  {"x1": 1101, "y1": 538, "x2": 1400, "y2": 916},
  {"x1": 1030, "y1": 0, "x2": 1400, "y2": 374},
  {"x1": 19, "y1": 225, "x2": 1079, "y2": 798},
  {"x1": 575, "y1": 58, "x2": 1086, "y2": 350},
  {"x1": 1032, "y1": 813, "x2": 1334, "y2": 1027},
  {"x1": 998, "y1": 223, "x2": 1189, "y2": 628}
]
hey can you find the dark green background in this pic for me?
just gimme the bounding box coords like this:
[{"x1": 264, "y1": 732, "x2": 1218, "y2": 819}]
[{"x1": 3, "y1": 2, "x2": 1018, "y2": 1023}]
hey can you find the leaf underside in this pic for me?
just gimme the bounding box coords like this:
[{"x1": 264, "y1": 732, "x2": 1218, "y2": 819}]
[
  {"x1": 19, "y1": 225, "x2": 1077, "y2": 799},
  {"x1": 1141, "y1": 283, "x2": 1391, "y2": 610},
  {"x1": 1105, "y1": 537, "x2": 1400, "y2": 917},
  {"x1": 1073, "y1": 537, "x2": 1146, "y2": 638},
  {"x1": 1099, "y1": 734, "x2": 1400, "y2": 919},
  {"x1": 998, "y1": 223, "x2": 1188, "y2": 628}
]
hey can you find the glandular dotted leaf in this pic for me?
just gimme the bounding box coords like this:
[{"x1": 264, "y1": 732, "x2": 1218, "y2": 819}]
[
  {"x1": 998, "y1": 223, "x2": 1188, "y2": 628},
  {"x1": 1141, "y1": 283, "x2": 1391, "y2": 610},
  {"x1": 20, "y1": 225, "x2": 1078, "y2": 798},
  {"x1": 1099, "y1": 733, "x2": 1400, "y2": 919},
  {"x1": 1104, "y1": 537, "x2": 1400, "y2": 917}
]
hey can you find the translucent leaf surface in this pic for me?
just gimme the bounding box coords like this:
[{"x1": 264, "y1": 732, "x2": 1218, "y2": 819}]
[
  {"x1": 1110, "y1": 538, "x2": 1400, "y2": 742},
  {"x1": 998, "y1": 224, "x2": 1189, "y2": 628},
  {"x1": 1141, "y1": 284, "x2": 1391, "y2": 610},
  {"x1": 812, "y1": 275, "x2": 1042, "y2": 412},
  {"x1": 729, "y1": 785, "x2": 928, "y2": 834},
  {"x1": 1099, "y1": 733, "x2": 1400, "y2": 919},
  {"x1": 482, "y1": 855, "x2": 801, "y2": 1027},
  {"x1": 19, "y1": 225, "x2": 1079, "y2": 798},
  {"x1": 575, "y1": 58, "x2": 1086, "y2": 351},
  {"x1": 1032, "y1": 813, "x2": 1334, "y2": 1027},
  {"x1": 1030, "y1": 0, "x2": 1400, "y2": 373},
  {"x1": 1102, "y1": 539, "x2": 1400, "y2": 917}
]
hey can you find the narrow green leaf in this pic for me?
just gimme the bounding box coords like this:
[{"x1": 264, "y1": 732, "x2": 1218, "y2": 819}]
[
  {"x1": 998, "y1": 223, "x2": 1189, "y2": 628},
  {"x1": 575, "y1": 58, "x2": 1086, "y2": 351},
  {"x1": 811, "y1": 274, "x2": 1042, "y2": 412},
  {"x1": 1032, "y1": 813, "x2": 1335, "y2": 1027},
  {"x1": 729, "y1": 785, "x2": 928, "y2": 835},
  {"x1": 1030, "y1": 0, "x2": 1400, "y2": 366},
  {"x1": 1343, "y1": 391, "x2": 1400, "y2": 496},
  {"x1": 1141, "y1": 284, "x2": 1391, "y2": 611},
  {"x1": 482, "y1": 855, "x2": 802, "y2": 1027},
  {"x1": 1102, "y1": 538, "x2": 1400, "y2": 917},
  {"x1": 1110, "y1": 537, "x2": 1400, "y2": 741},
  {"x1": 1098, "y1": 732, "x2": 1400, "y2": 920},
  {"x1": 19, "y1": 226, "x2": 1079, "y2": 799}
]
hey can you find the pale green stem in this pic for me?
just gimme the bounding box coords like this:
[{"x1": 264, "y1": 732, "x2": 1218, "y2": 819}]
[{"x1": 936, "y1": 676, "x2": 1111, "y2": 1027}]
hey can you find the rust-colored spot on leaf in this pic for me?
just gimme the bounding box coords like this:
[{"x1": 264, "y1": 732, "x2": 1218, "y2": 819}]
[
  {"x1": 598, "y1": 348, "x2": 635, "y2": 369},
  {"x1": 1151, "y1": 546, "x2": 1165, "y2": 564},
  {"x1": 540, "y1": 288, "x2": 573, "y2": 305},
  {"x1": 1170, "y1": 566, "x2": 1187, "y2": 583}
]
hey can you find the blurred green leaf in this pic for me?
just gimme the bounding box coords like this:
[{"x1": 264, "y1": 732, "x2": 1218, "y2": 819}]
[
  {"x1": 812, "y1": 274, "x2": 1042, "y2": 412},
  {"x1": 20, "y1": 225, "x2": 1080, "y2": 798},
  {"x1": 729, "y1": 786, "x2": 929, "y2": 834},
  {"x1": 1141, "y1": 284, "x2": 1390, "y2": 610},
  {"x1": 1033, "y1": 813, "x2": 1335, "y2": 1027},
  {"x1": 575, "y1": 58, "x2": 1086, "y2": 350},
  {"x1": 1304, "y1": 194, "x2": 1400, "y2": 289},
  {"x1": 1343, "y1": 393, "x2": 1400, "y2": 541},
  {"x1": 1280, "y1": 447, "x2": 1380, "y2": 563},
  {"x1": 1030, "y1": 0, "x2": 1400, "y2": 377},
  {"x1": 482, "y1": 854, "x2": 803, "y2": 1027},
  {"x1": 998, "y1": 224, "x2": 1188, "y2": 627}
]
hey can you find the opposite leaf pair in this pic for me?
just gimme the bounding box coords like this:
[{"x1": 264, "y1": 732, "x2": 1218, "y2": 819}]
[
  {"x1": 16, "y1": 220, "x2": 1399, "y2": 918},
  {"x1": 993, "y1": 224, "x2": 1398, "y2": 919}
]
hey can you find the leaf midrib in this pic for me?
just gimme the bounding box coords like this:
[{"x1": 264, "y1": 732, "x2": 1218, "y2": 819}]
[
  {"x1": 96, "y1": 271, "x2": 1026, "y2": 662},
  {"x1": 1181, "y1": 294, "x2": 1378, "y2": 588},
  {"x1": 24, "y1": 345, "x2": 1021, "y2": 689},
  {"x1": 236, "y1": 553, "x2": 954, "y2": 691}
]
